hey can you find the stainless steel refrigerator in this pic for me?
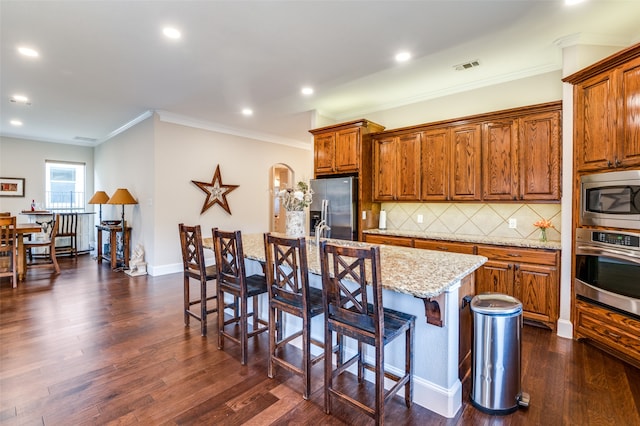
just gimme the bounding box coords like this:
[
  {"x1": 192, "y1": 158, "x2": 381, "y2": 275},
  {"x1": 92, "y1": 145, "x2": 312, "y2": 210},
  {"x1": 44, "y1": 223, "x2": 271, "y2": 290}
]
[{"x1": 309, "y1": 176, "x2": 357, "y2": 241}]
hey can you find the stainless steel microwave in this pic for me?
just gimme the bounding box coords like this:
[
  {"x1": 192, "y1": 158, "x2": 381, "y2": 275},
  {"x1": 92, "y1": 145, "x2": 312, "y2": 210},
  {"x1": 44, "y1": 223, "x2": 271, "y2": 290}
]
[{"x1": 580, "y1": 170, "x2": 640, "y2": 230}]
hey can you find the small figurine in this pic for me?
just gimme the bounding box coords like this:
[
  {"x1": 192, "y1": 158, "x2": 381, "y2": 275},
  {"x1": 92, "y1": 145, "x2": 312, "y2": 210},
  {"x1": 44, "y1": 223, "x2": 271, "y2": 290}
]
[{"x1": 125, "y1": 244, "x2": 147, "y2": 276}]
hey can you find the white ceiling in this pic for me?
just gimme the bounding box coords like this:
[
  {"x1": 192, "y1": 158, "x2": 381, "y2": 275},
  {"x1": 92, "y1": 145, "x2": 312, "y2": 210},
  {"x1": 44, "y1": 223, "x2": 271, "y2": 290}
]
[{"x1": 1, "y1": 0, "x2": 639, "y2": 147}]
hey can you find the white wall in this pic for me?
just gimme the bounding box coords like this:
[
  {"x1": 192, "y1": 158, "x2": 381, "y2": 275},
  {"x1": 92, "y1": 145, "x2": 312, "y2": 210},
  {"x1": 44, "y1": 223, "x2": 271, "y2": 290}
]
[
  {"x1": 93, "y1": 116, "x2": 155, "y2": 267},
  {"x1": 151, "y1": 116, "x2": 313, "y2": 271},
  {"x1": 0, "y1": 136, "x2": 94, "y2": 214}
]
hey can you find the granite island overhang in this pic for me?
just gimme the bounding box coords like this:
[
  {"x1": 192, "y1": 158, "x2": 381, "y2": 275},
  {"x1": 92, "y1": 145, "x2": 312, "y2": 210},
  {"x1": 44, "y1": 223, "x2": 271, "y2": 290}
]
[{"x1": 204, "y1": 233, "x2": 488, "y2": 418}]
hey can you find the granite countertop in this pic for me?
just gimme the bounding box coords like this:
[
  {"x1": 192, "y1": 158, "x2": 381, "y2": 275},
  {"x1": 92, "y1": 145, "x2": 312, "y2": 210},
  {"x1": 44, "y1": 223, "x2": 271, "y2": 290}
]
[
  {"x1": 209, "y1": 233, "x2": 487, "y2": 299},
  {"x1": 364, "y1": 229, "x2": 562, "y2": 250}
]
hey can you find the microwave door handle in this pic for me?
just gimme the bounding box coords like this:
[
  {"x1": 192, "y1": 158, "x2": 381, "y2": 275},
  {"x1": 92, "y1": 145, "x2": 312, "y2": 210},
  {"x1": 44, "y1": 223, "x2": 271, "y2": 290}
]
[{"x1": 576, "y1": 245, "x2": 640, "y2": 264}]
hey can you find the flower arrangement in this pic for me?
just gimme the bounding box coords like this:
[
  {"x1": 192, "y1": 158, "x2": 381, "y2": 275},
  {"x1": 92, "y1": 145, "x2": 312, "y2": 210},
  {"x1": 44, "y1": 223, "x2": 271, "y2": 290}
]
[
  {"x1": 533, "y1": 218, "x2": 554, "y2": 230},
  {"x1": 278, "y1": 180, "x2": 313, "y2": 211},
  {"x1": 533, "y1": 218, "x2": 554, "y2": 242}
]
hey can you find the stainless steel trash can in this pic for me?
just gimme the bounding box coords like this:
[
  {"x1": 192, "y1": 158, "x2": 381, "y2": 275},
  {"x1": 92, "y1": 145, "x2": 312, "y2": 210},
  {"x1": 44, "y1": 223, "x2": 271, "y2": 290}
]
[{"x1": 470, "y1": 293, "x2": 530, "y2": 414}]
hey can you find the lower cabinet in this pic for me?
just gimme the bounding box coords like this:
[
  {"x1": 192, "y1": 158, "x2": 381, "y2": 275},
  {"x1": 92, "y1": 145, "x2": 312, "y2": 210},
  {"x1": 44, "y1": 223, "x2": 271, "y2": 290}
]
[
  {"x1": 363, "y1": 234, "x2": 413, "y2": 247},
  {"x1": 574, "y1": 299, "x2": 640, "y2": 369},
  {"x1": 476, "y1": 245, "x2": 559, "y2": 330}
]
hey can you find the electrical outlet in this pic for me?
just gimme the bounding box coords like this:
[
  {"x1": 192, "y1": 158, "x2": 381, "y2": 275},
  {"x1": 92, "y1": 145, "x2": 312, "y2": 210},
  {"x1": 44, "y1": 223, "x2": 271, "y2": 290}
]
[
  {"x1": 417, "y1": 214, "x2": 424, "y2": 224},
  {"x1": 508, "y1": 218, "x2": 517, "y2": 229}
]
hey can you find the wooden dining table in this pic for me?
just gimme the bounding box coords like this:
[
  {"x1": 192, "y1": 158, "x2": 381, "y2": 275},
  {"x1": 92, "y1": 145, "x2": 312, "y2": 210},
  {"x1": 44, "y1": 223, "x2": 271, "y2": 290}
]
[{"x1": 16, "y1": 223, "x2": 44, "y2": 281}]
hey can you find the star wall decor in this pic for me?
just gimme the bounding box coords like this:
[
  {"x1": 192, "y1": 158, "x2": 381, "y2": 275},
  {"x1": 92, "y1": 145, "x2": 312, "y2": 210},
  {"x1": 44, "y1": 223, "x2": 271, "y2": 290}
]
[{"x1": 191, "y1": 164, "x2": 239, "y2": 215}]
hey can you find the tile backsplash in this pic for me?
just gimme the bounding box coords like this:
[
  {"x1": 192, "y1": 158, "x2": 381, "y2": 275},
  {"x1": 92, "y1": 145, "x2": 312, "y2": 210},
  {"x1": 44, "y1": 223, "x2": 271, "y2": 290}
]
[{"x1": 381, "y1": 202, "x2": 561, "y2": 242}]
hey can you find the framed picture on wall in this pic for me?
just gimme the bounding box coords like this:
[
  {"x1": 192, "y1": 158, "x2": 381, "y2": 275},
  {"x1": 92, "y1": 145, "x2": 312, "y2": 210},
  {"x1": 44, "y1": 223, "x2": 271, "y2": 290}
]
[{"x1": 0, "y1": 177, "x2": 25, "y2": 197}]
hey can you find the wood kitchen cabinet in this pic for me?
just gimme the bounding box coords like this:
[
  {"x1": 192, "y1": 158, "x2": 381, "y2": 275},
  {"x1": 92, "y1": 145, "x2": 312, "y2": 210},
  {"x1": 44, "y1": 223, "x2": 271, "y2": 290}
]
[
  {"x1": 564, "y1": 45, "x2": 640, "y2": 172},
  {"x1": 476, "y1": 245, "x2": 559, "y2": 330},
  {"x1": 482, "y1": 119, "x2": 519, "y2": 200},
  {"x1": 363, "y1": 233, "x2": 413, "y2": 247},
  {"x1": 413, "y1": 238, "x2": 475, "y2": 254},
  {"x1": 421, "y1": 128, "x2": 450, "y2": 201},
  {"x1": 373, "y1": 132, "x2": 421, "y2": 201},
  {"x1": 482, "y1": 110, "x2": 561, "y2": 201},
  {"x1": 311, "y1": 120, "x2": 385, "y2": 176},
  {"x1": 575, "y1": 299, "x2": 640, "y2": 369},
  {"x1": 450, "y1": 124, "x2": 482, "y2": 201},
  {"x1": 518, "y1": 111, "x2": 561, "y2": 200}
]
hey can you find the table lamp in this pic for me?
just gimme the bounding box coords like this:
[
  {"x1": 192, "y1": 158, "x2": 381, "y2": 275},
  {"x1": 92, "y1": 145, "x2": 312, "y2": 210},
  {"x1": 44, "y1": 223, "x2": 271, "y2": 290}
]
[
  {"x1": 88, "y1": 191, "x2": 110, "y2": 224},
  {"x1": 107, "y1": 188, "x2": 138, "y2": 229}
]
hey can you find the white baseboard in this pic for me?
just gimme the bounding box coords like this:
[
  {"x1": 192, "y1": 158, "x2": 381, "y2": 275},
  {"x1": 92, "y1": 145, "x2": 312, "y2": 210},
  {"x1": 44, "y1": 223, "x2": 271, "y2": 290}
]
[{"x1": 556, "y1": 318, "x2": 573, "y2": 339}]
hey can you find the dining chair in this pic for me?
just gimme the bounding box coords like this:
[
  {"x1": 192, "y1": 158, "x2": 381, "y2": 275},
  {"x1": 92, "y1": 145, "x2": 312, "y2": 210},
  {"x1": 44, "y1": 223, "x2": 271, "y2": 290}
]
[
  {"x1": 319, "y1": 241, "x2": 415, "y2": 426},
  {"x1": 0, "y1": 216, "x2": 18, "y2": 287},
  {"x1": 54, "y1": 213, "x2": 78, "y2": 258},
  {"x1": 178, "y1": 223, "x2": 218, "y2": 336},
  {"x1": 263, "y1": 233, "x2": 324, "y2": 399},
  {"x1": 24, "y1": 214, "x2": 60, "y2": 275},
  {"x1": 212, "y1": 229, "x2": 268, "y2": 365}
]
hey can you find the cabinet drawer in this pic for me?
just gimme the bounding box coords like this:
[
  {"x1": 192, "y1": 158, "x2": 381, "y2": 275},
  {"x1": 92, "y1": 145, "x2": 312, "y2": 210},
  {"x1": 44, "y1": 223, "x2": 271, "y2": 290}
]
[
  {"x1": 477, "y1": 245, "x2": 557, "y2": 266},
  {"x1": 414, "y1": 239, "x2": 475, "y2": 254},
  {"x1": 575, "y1": 300, "x2": 640, "y2": 362},
  {"x1": 364, "y1": 234, "x2": 413, "y2": 247}
]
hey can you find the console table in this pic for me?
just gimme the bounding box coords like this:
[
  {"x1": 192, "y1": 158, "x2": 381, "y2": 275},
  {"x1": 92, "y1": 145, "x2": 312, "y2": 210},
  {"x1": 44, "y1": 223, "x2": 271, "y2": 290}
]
[{"x1": 96, "y1": 225, "x2": 131, "y2": 269}]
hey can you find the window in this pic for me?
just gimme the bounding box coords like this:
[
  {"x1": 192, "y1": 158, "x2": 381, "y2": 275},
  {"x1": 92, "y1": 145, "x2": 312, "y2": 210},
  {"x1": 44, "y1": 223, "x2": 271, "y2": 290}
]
[{"x1": 45, "y1": 161, "x2": 86, "y2": 211}]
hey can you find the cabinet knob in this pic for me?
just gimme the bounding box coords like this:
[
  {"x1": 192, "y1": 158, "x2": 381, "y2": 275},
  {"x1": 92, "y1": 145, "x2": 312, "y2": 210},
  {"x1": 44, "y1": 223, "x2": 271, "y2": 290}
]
[
  {"x1": 607, "y1": 160, "x2": 613, "y2": 167},
  {"x1": 615, "y1": 158, "x2": 621, "y2": 167}
]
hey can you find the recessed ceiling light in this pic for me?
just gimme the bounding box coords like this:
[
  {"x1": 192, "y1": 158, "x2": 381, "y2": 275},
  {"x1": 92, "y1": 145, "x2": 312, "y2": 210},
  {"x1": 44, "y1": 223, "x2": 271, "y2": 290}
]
[
  {"x1": 163, "y1": 27, "x2": 181, "y2": 39},
  {"x1": 10, "y1": 119, "x2": 23, "y2": 126},
  {"x1": 18, "y1": 47, "x2": 39, "y2": 57},
  {"x1": 395, "y1": 51, "x2": 411, "y2": 62},
  {"x1": 10, "y1": 95, "x2": 30, "y2": 105},
  {"x1": 242, "y1": 108, "x2": 253, "y2": 116},
  {"x1": 301, "y1": 87, "x2": 314, "y2": 96},
  {"x1": 565, "y1": 0, "x2": 586, "y2": 5}
]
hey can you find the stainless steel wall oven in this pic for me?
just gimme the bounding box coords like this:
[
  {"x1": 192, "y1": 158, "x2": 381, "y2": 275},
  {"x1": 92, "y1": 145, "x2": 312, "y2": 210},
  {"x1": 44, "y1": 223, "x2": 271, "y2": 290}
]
[{"x1": 575, "y1": 228, "x2": 640, "y2": 318}]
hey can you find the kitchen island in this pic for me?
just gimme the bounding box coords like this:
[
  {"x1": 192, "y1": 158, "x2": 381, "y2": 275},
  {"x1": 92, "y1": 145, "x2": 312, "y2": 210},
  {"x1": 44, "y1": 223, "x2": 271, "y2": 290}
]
[{"x1": 205, "y1": 233, "x2": 487, "y2": 417}]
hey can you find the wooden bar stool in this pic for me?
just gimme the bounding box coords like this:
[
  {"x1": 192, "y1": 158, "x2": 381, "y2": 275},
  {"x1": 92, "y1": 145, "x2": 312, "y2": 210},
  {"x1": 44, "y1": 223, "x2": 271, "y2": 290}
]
[
  {"x1": 178, "y1": 224, "x2": 217, "y2": 336},
  {"x1": 212, "y1": 229, "x2": 268, "y2": 365},
  {"x1": 319, "y1": 241, "x2": 416, "y2": 426},
  {"x1": 263, "y1": 233, "x2": 324, "y2": 399}
]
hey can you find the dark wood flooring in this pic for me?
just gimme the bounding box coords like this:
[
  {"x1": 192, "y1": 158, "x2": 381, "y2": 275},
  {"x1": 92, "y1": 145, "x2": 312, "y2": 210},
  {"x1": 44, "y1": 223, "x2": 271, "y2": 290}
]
[{"x1": 1, "y1": 256, "x2": 639, "y2": 425}]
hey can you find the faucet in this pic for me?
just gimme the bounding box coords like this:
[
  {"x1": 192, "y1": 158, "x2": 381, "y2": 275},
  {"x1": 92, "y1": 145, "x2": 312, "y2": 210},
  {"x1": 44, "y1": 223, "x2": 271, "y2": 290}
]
[{"x1": 315, "y1": 220, "x2": 331, "y2": 247}]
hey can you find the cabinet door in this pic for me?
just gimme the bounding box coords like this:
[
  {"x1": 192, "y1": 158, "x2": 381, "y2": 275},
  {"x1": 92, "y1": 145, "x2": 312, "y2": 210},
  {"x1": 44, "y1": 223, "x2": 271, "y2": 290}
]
[
  {"x1": 450, "y1": 124, "x2": 482, "y2": 200},
  {"x1": 396, "y1": 132, "x2": 422, "y2": 200},
  {"x1": 314, "y1": 132, "x2": 336, "y2": 174},
  {"x1": 519, "y1": 111, "x2": 561, "y2": 200},
  {"x1": 335, "y1": 127, "x2": 360, "y2": 172},
  {"x1": 476, "y1": 259, "x2": 513, "y2": 295},
  {"x1": 574, "y1": 72, "x2": 617, "y2": 172},
  {"x1": 482, "y1": 120, "x2": 519, "y2": 200},
  {"x1": 618, "y1": 56, "x2": 640, "y2": 168},
  {"x1": 515, "y1": 263, "x2": 557, "y2": 325},
  {"x1": 373, "y1": 136, "x2": 397, "y2": 201},
  {"x1": 421, "y1": 129, "x2": 449, "y2": 200}
]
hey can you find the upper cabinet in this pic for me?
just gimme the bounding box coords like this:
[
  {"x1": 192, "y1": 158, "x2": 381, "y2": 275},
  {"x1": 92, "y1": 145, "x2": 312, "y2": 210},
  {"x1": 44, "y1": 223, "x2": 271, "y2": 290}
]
[
  {"x1": 373, "y1": 132, "x2": 421, "y2": 201},
  {"x1": 450, "y1": 124, "x2": 482, "y2": 201},
  {"x1": 310, "y1": 119, "x2": 385, "y2": 176},
  {"x1": 564, "y1": 44, "x2": 640, "y2": 172},
  {"x1": 371, "y1": 101, "x2": 562, "y2": 203},
  {"x1": 518, "y1": 111, "x2": 561, "y2": 200},
  {"x1": 421, "y1": 128, "x2": 450, "y2": 200}
]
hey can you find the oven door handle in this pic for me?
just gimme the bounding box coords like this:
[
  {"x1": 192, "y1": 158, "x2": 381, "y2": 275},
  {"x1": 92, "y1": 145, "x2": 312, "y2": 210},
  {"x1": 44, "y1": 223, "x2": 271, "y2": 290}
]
[{"x1": 576, "y1": 245, "x2": 640, "y2": 264}]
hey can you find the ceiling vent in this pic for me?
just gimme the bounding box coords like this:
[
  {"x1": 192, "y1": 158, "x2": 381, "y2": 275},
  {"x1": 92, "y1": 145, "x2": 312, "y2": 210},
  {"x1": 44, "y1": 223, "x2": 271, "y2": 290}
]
[
  {"x1": 74, "y1": 136, "x2": 97, "y2": 143},
  {"x1": 454, "y1": 60, "x2": 480, "y2": 71}
]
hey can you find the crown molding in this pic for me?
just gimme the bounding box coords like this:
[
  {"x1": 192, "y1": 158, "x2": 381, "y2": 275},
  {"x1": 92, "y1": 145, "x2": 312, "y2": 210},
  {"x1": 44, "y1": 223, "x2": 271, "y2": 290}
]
[{"x1": 155, "y1": 110, "x2": 312, "y2": 150}]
